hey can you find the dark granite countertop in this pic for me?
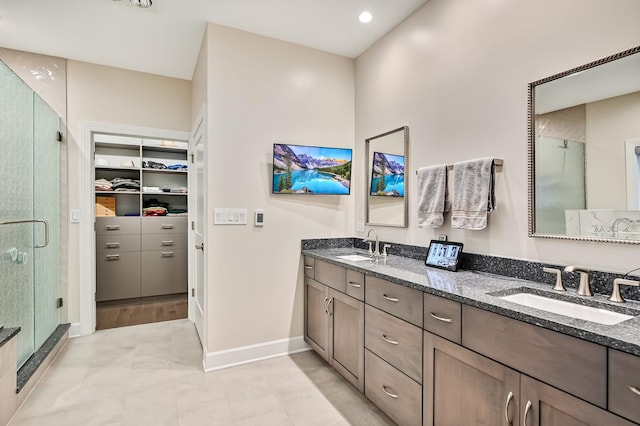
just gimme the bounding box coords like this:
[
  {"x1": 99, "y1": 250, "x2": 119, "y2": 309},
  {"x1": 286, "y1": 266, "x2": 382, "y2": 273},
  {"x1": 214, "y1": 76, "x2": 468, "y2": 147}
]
[
  {"x1": 302, "y1": 247, "x2": 640, "y2": 357},
  {"x1": 0, "y1": 327, "x2": 20, "y2": 349}
]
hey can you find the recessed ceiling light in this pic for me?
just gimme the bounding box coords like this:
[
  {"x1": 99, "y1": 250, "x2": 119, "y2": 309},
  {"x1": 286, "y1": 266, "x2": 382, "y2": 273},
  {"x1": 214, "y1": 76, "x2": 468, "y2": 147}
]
[
  {"x1": 130, "y1": 0, "x2": 152, "y2": 8},
  {"x1": 359, "y1": 11, "x2": 373, "y2": 23}
]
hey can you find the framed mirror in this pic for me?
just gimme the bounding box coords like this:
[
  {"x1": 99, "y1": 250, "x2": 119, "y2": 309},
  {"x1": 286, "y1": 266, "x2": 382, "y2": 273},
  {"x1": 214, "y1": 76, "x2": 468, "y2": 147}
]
[
  {"x1": 365, "y1": 126, "x2": 408, "y2": 227},
  {"x1": 528, "y1": 45, "x2": 640, "y2": 243}
]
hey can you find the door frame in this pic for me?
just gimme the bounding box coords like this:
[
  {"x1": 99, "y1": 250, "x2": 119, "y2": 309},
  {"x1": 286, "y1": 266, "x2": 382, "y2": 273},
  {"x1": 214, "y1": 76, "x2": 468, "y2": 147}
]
[{"x1": 78, "y1": 121, "x2": 190, "y2": 336}]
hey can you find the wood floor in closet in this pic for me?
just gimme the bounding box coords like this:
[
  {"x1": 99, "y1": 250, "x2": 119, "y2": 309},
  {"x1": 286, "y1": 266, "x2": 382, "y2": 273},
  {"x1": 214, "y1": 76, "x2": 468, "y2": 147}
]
[{"x1": 96, "y1": 293, "x2": 188, "y2": 330}]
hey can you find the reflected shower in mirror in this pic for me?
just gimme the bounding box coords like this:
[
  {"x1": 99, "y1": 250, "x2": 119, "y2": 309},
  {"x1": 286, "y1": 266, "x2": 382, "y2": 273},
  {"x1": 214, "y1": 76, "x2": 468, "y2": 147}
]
[
  {"x1": 529, "y1": 46, "x2": 640, "y2": 243},
  {"x1": 366, "y1": 126, "x2": 408, "y2": 227}
]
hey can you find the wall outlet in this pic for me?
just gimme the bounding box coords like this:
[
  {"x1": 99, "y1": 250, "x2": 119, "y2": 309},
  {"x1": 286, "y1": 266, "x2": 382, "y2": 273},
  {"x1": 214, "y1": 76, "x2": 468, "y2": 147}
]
[
  {"x1": 437, "y1": 234, "x2": 448, "y2": 241},
  {"x1": 357, "y1": 222, "x2": 365, "y2": 232}
]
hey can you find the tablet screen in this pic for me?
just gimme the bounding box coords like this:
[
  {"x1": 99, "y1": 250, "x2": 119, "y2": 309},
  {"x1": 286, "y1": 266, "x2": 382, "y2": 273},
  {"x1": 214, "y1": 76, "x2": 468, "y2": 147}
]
[{"x1": 425, "y1": 240, "x2": 463, "y2": 271}]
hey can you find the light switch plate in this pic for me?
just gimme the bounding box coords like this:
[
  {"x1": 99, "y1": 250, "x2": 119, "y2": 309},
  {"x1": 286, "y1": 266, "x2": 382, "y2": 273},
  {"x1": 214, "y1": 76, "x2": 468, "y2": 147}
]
[{"x1": 214, "y1": 208, "x2": 248, "y2": 225}]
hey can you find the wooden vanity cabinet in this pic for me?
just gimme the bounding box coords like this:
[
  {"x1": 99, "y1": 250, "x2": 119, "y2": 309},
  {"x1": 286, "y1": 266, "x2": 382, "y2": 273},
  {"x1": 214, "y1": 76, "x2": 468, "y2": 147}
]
[
  {"x1": 609, "y1": 349, "x2": 640, "y2": 424},
  {"x1": 303, "y1": 258, "x2": 364, "y2": 392}
]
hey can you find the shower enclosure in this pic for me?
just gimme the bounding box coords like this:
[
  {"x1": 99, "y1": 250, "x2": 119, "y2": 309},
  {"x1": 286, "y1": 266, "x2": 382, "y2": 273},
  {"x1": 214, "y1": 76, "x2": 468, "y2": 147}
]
[
  {"x1": 535, "y1": 136, "x2": 586, "y2": 234},
  {"x1": 0, "y1": 59, "x2": 66, "y2": 368}
]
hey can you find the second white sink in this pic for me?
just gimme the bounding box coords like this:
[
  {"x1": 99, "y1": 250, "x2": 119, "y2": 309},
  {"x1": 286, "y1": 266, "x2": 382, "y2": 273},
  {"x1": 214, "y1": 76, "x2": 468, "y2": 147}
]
[
  {"x1": 336, "y1": 254, "x2": 372, "y2": 262},
  {"x1": 499, "y1": 292, "x2": 634, "y2": 325}
]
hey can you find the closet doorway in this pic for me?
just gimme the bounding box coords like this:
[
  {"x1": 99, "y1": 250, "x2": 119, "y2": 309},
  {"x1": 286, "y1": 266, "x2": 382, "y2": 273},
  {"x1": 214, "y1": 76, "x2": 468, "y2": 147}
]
[{"x1": 88, "y1": 127, "x2": 192, "y2": 331}]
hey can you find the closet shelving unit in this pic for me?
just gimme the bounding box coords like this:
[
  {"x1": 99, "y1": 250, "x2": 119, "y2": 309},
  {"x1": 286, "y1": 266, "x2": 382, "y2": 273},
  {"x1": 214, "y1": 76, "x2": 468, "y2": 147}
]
[{"x1": 93, "y1": 134, "x2": 189, "y2": 302}]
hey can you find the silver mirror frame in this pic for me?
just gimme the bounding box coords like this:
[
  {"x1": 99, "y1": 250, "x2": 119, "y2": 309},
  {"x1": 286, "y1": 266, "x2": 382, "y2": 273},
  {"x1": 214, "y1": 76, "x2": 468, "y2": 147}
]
[
  {"x1": 365, "y1": 126, "x2": 409, "y2": 228},
  {"x1": 527, "y1": 45, "x2": 640, "y2": 244}
]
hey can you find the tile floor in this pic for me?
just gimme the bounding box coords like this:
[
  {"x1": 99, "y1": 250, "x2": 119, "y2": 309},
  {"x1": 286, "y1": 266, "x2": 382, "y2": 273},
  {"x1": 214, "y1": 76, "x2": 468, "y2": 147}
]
[{"x1": 8, "y1": 319, "x2": 394, "y2": 425}]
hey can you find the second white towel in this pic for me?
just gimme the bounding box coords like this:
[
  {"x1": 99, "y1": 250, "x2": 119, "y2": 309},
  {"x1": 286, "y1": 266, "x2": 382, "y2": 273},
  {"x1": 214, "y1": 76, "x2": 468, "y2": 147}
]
[{"x1": 417, "y1": 164, "x2": 448, "y2": 228}]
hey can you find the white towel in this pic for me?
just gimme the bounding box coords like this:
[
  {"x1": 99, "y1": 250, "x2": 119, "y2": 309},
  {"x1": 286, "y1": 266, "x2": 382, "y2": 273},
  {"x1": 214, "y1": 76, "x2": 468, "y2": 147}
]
[
  {"x1": 417, "y1": 165, "x2": 448, "y2": 228},
  {"x1": 451, "y1": 157, "x2": 495, "y2": 230}
]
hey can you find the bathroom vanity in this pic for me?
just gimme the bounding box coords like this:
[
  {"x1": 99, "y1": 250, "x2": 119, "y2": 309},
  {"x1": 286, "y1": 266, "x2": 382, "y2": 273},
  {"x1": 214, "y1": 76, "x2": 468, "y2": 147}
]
[{"x1": 302, "y1": 245, "x2": 640, "y2": 426}]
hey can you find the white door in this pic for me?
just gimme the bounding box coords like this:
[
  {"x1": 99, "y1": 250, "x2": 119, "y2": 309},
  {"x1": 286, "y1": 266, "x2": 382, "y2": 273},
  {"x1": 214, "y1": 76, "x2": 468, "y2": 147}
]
[{"x1": 191, "y1": 108, "x2": 206, "y2": 344}]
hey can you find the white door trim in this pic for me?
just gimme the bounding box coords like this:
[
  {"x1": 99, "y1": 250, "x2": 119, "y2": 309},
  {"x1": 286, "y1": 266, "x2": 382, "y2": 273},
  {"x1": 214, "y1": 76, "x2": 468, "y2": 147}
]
[{"x1": 78, "y1": 121, "x2": 190, "y2": 336}]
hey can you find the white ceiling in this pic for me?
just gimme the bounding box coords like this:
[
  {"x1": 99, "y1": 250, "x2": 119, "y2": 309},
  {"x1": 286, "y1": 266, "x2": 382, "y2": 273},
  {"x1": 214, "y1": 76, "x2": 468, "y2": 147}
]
[{"x1": 0, "y1": 0, "x2": 428, "y2": 80}]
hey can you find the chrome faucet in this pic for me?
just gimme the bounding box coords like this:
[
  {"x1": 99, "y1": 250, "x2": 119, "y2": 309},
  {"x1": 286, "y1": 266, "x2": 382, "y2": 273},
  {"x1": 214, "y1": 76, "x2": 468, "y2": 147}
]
[
  {"x1": 564, "y1": 266, "x2": 592, "y2": 297},
  {"x1": 363, "y1": 229, "x2": 380, "y2": 259}
]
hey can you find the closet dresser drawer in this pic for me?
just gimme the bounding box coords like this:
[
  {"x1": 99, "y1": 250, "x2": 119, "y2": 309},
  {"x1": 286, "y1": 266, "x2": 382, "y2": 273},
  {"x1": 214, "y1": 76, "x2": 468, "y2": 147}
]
[
  {"x1": 141, "y1": 250, "x2": 188, "y2": 296},
  {"x1": 96, "y1": 234, "x2": 140, "y2": 252},
  {"x1": 314, "y1": 260, "x2": 346, "y2": 293},
  {"x1": 96, "y1": 217, "x2": 140, "y2": 235},
  {"x1": 142, "y1": 233, "x2": 187, "y2": 251},
  {"x1": 423, "y1": 293, "x2": 461, "y2": 344},
  {"x1": 96, "y1": 252, "x2": 141, "y2": 301},
  {"x1": 142, "y1": 217, "x2": 188, "y2": 234},
  {"x1": 609, "y1": 349, "x2": 640, "y2": 424},
  {"x1": 365, "y1": 349, "x2": 421, "y2": 426},
  {"x1": 303, "y1": 256, "x2": 315, "y2": 278},
  {"x1": 365, "y1": 305, "x2": 422, "y2": 383},
  {"x1": 365, "y1": 276, "x2": 422, "y2": 327}
]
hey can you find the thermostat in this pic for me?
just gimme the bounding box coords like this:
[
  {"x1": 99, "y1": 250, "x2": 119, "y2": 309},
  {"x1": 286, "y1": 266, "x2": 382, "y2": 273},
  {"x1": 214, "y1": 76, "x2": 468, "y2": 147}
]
[{"x1": 255, "y1": 209, "x2": 264, "y2": 226}]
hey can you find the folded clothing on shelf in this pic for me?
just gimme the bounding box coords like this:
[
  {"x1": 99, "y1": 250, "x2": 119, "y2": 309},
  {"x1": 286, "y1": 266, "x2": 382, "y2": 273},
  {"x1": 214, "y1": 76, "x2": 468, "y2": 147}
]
[
  {"x1": 95, "y1": 178, "x2": 113, "y2": 191},
  {"x1": 111, "y1": 177, "x2": 140, "y2": 191},
  {"x1": 143, "y1": 186, "x2": 162, "y2": 193},
  {"x1": 143, "y1": 206, "x2": 168, "y2": 216},
  {"x1": 167, "y1": 164, "x2": 188, "y2": 171},
  {"x1": 142, "y1": 160, "x2": 167, "y2": 169},
  {"x1": 161, "y1": 186, "x2": 188, "y2": 194}
]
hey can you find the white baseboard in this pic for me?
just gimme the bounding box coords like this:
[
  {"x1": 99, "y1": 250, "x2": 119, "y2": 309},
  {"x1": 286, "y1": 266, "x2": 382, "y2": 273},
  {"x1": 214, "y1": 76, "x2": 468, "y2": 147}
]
[
  {"x1": 203, "y1": 336, "x2": 311, "y2": 372},
  {"x1": 68, "y1": 322, "x2": 82, "y2": 338}
]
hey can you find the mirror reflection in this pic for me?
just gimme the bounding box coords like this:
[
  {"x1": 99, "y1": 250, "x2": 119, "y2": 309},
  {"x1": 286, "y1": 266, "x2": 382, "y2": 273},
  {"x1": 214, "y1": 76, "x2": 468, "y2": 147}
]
[
  {"x1": 529, "y1": 46, "x2": 640, "y2": 242},
  {"x1": 366, "y1": 126, "x2": 408, "y2": 227}
]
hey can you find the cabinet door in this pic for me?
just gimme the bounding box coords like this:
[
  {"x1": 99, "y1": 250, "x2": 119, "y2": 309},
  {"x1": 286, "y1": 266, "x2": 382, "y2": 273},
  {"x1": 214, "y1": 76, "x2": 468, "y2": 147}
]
[
  {"x1": 521, "y1": 375, "x2": 635, "y2": 426},
  {"x1": 304, "y1": 278, "x2": 329, "y2": 360},
  {"x1": 328, "y1": 289, "x2": 364, "y2": 392},
  {"x1": 424, "y1": 331, "x2": 520, "y2": 426}
]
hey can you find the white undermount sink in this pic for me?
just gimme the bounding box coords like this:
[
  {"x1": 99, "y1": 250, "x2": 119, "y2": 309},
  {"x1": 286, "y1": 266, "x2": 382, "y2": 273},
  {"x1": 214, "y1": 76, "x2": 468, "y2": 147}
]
[
  {"x1": 336, "y1": 254, "x2": 372, "y2": 262},
  {"x1": 499, "y1": 293, "x2": 634, "y2": 325}
]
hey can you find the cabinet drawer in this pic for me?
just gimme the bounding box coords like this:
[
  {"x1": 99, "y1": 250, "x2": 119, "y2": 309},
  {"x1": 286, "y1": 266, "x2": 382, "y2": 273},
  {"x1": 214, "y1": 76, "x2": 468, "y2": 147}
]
[
  {"x1": 141, "y1": 217, "x2": 188, "y2": 234},
  {"x1": 303, "y1": 256, "x2": 315, "y2": 278},
  {"x1": 423, "y1": 293, "x2": 461, "y2": 344},
  {"x1": 96, "y1": 217, "x2": 140, "y2": 235},
  {"x1": 365, "y1": 350, "x2": 422, "y2": 426},
  {"x1": 96, "y1": 234, "x2": 140, "y2": 252},
  {"x1": 365, "y1": 276, "x2": 422, "y2": 327},
  {"x1": 141, "y1": 250, "x2": 187, "y2": 297},
  {"x1": 462, "y1": 305, "x2": 607, "y2": 407},
  {"x1": 365, "y1": 305, "x2": 422, "y2": 383},
  {"x1": 142, "y1": 233, "x2": 187, "y2": 251},
  {"x1": 314, "y1": 260, "x2": 346, "y2": 293},
  {"x1": 609, "y1": 349, "x2": 640, "y2": 424},
  {"x1": 346, "y1": 269, "x2": 364, "y2": 301},
  {"x1": 96, "y1": 251, "x2": 141, "y2": 301}
]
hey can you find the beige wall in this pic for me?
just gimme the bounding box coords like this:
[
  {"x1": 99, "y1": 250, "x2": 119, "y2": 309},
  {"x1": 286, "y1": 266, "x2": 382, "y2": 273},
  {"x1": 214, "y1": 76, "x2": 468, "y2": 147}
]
[
  {"x1": 203, "y1": 23, "x2": 355, "y2": 351},
  {"x1": 66, "y1": 61, "x2": 192, "y2": 323},
  {"x1": 355, "y1": 0, "x2": 640, "y2": 273}
]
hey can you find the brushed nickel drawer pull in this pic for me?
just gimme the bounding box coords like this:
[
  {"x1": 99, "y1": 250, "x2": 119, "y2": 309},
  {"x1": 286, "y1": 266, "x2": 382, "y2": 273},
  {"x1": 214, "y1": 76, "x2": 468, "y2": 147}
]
[
  {"x1": 430, "y1": 312, "x2": 453, "y2": 323},
  {"x1": 106, "y1": 225, "x2": 120, "y2": 231},
  {"x1": 105, "y1": 242, "x2": 120, "y2": 249},
  {"x1": 106, "y1": 254, "x2": 120, "y2": 260},
  {"x1": 328, "y1": 298, "x2": 333, "y2": 316},
  {"x1": 161, "y1": 240, "x2": 175, "y2": 246},
  {"x1": 161, "y1": 224, "x2": 174, "y2": 229},
  {"x1": 382, "y1": 385, "x2": 398, "y2": 399},
  {"x1": 161, "y1": 252, "x2": 175, "y2": 257},
  {"x1": 523, "y1": 400, "x2": 532, "y2": 426},
  {"x1": 381, "y1": 334, "x2": 399, "y2": 345},
  {"x1": 382, "y1": 294, "x2": 399, "y2": 302},
  {"x1": 323, "y1": 297, "x2": 329, "y2": 314},
  {"x1": 304, "y1": 265, "x2": 313, "y2": 270},
  {"x1": 504, "y1": 391, "x2": 513, "y2": 425},
  {"x1": 348, "y1": 281, "x2": 362, "y2": 288},
  {"x1": 629, "y1": 385, "x2": 640, "y2": 396}
]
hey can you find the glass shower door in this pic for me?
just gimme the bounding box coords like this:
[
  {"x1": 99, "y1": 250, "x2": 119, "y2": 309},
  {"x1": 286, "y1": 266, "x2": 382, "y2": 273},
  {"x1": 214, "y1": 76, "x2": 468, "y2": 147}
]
[
  {"x1": 0, "y1": 60, "x2": 36, "y2": 366},
  {"x1": 0, "y1": 60, "x2": 62, "y2": 368}
]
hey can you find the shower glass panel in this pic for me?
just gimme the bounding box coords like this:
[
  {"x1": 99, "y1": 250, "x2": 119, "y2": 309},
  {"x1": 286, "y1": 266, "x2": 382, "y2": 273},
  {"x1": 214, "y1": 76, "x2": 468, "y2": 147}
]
[
  {"x1": 535, "y1": 136, "x2": 586, "y2": 234},
  {"x1": 0, "y1": 60, "x2": 63, "y2": 368}
]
